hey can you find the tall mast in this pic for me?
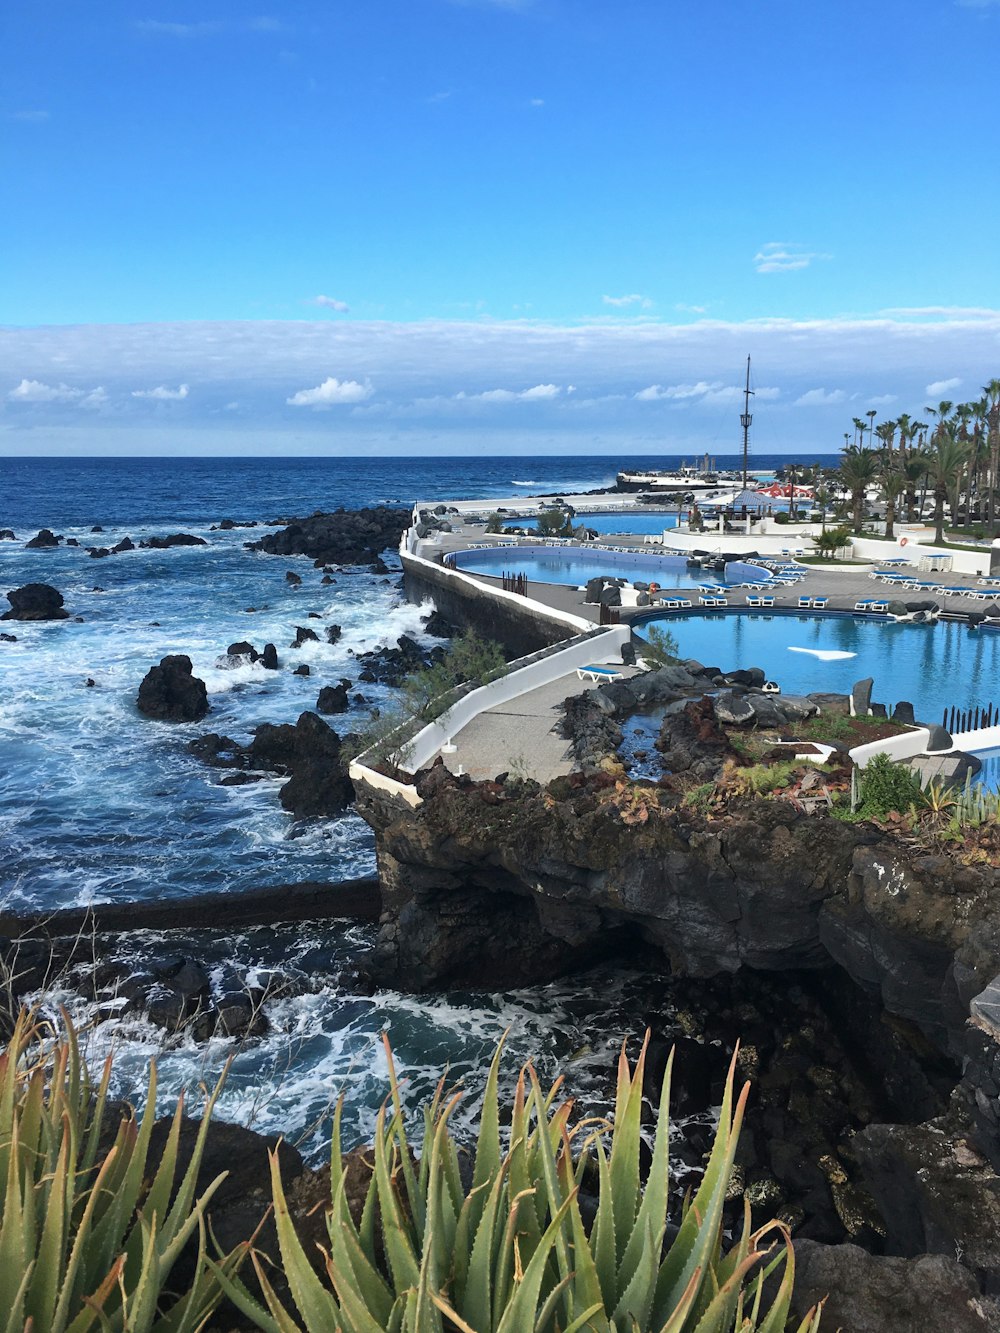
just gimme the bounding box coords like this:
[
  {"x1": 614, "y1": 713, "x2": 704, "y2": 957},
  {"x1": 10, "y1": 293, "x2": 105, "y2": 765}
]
[{"x1": 740, "y1": 354, "x2": 754, "y2": 488}]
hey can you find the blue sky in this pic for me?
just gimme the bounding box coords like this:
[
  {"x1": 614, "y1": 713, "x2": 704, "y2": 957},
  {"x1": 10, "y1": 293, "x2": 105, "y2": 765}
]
[{"x1": 3, "y1": 0, "x2": 1000, "y2": 454}]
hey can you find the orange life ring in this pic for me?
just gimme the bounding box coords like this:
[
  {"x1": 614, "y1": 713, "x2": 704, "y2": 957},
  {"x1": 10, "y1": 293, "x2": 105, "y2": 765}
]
[{"x1": 900, "y1": 538, "x2": 909, "y2": 547}]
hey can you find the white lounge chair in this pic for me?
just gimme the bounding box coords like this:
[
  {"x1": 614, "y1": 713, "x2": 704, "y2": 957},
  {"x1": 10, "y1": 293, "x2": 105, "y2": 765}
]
[{"x1": 577, "y1": 665, "x2": 625, "y2": 683}]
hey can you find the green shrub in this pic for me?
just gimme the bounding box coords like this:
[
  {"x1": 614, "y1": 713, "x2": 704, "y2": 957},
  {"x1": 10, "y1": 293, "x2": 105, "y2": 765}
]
[
  {"x1": 535, "y1": 507, "x2": 573, "y2": 537},
  {"x1": 0, "y1": 1009, "x2": 241, "y2": 1332},
  {"x1": 219, "y1": 1038, "x2": 822, "y2": 1333},
  {"x1": 404, "y1": 630, "x2": 507, "y2": 721},
  {"x1": 639, "y1": 624, "x2": 679, "y2": 667},
  {"x1": 485, "y1": 512, "x2": 504, "y2": 534},
  {"x1": 856, "y1": 752, "x2": 924, "y2": 819},
  {"x1": 773, "y1": 511, "x2": 789, "y2": 525}
]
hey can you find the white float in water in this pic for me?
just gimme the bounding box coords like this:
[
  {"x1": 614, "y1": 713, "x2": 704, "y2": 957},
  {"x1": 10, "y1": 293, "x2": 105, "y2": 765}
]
[{"x1": 787, "y1": 647, "x2": 857, "y2": 661}]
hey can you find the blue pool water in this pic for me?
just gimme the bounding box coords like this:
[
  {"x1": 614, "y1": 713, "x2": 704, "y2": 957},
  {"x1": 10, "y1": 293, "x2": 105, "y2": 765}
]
[
  {"x1": 452, "y1": 545, "x2": 770, "y2": 590},
  {"x1": 505, "y1": 510, "x2": 680, "y2": 536},
  {"x1": 638, "y1": 610, "x2": 1000, "y2": 722},
  {"x1": 974, "y1": 747, "x2": 1000, "y2": 793}
]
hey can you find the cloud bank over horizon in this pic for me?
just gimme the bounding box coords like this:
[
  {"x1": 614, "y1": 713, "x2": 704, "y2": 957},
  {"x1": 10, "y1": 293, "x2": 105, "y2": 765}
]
[{"x1": 2, "y1": 313, "x2": 999, "y2": 456}]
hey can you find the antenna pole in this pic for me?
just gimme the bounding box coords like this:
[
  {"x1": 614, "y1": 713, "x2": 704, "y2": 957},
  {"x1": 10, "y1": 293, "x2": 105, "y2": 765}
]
[{"x1": 739, "y1": 354, "x2": 754, "y2": 489}]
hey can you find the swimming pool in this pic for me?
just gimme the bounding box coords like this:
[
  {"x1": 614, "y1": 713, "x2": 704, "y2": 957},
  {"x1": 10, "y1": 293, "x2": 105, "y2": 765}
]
[
  {"x1": 637, "y1": 610, "x2": 1000, "y2": 722},
  {"x1": 505, "y1": 510, "x2": 680, "y2": 536},
  {"x1": 451, "y1": 545, "x2": 770, "y2": 590}
]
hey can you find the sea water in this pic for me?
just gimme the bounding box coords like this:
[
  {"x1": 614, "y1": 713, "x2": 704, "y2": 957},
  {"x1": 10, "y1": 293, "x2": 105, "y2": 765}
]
[{"x1": 0, "y1": 452, "x2": 827, "y2": 1149}]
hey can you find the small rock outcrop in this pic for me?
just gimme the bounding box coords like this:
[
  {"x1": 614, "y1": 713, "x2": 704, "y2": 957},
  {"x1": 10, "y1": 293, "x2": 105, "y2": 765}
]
[
  {"x1": 252, "y1": 712, "x2": 353, "y2": 817},
  {"x1": 24, "y1": 528, "x2": 60, "y2": 548},
  {"x1": 140, "y1": 533, "x2": 208, "y2": 549},
  {"x1": 2, "y1": 583, "x2": 70, "y2": 621},
  {"x1": 137, "y1": 655, "x2": 209, "y2": 722},
  {"x1": 316, "y1": 682, "x2": 350, "y2": 714}
]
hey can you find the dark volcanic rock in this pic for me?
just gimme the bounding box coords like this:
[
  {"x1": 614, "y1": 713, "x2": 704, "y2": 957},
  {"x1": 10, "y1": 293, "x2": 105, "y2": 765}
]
[
  {"x1": 326, "y1": 624, "x2": 342, "y2": 645},
  {"x1": 317, "y1": 683, "x2": 350, "y2": 714},
  {"x1": 112, "y1": 537, "x2": 135, "y2": 554},
  {"x1": 251, "y1": 712, "x2": 353, "y2": 817},
  {"x1": 3, "y1": 583, "x2": 69, "y2": 621},
  {"x1": 423, "y1": 608, "x2": 459, "y2": 637},
  {"x1": 285, "y1": 571, "x2": 302, "y2": 585},
  {"x1": 0, "y1": 529, "x2": 16, "y2": 540},
  {"x1": 140, "y1": 533, "x2": 208, "y2": 549},
  {"x1": 790, "y1": 1240, "x2": 999, "y2": 1331},
  {"x1": 246, "y1": 506, "x2": 408, "y2": 566},
  {"x1": 357, "y1": 634, "x2": 439, "y2": 686},
  {"x1": 291, "y1": 626, "x2": 319, "y2": 648},
  {"x1": 136, "y1": 655, "x2": 209, "y2": 722},
  {"x1": 25, "y1": 528, "x2": 60, "y2": 548},
  {"x1": 292, "y1": 664, "x2": 311, "y2": 677},
  {"x1": 261, "y1": 643, "x2": 279, "y2": 670}
]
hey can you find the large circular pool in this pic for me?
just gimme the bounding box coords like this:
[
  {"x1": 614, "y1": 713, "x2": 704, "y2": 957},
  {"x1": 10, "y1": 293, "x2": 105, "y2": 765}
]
[
  {"x1": 451, "y1": 545, "x2": 769, "y2": 590},
  {"x1": 505, "y1": 510, "x2": 680, "y2": 536},
  {"x1": 637, "y1": 610, "x2": 1000, "y2": 722}
]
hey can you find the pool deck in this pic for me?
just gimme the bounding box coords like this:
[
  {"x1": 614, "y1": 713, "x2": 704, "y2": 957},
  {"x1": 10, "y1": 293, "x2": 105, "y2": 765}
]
[{"x1": 421, "y1": 519, "x2": 1000, "y2": 626}]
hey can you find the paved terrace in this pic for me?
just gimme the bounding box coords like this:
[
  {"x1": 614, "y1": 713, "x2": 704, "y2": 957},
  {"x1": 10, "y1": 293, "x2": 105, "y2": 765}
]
[{"x1": 439, "y1": 665, "x2": 640, "y2": 783}]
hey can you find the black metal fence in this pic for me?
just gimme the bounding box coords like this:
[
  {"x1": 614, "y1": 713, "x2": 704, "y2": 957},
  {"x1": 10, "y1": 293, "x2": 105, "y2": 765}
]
[
  {"x1": 944, "y1": 702, "x2": 1000, "y2": 735},
  {"x1": 502, "y1": 572, "x2": 529, "y2": 596}
]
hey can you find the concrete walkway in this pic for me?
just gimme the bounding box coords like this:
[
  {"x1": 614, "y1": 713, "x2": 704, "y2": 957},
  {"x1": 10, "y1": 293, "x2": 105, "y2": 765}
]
[{"x1": 441, "y1": 665, "x2": 637, "y2": 783}]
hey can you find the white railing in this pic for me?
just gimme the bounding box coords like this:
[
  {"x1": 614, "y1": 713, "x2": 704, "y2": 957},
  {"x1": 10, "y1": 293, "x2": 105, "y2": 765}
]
[
  {"x1": 350, "y1": 623, "x2": 630, "y2": 802},
  {"x1": 848, "y1": 728, "x2": 931, "y2": 769}
]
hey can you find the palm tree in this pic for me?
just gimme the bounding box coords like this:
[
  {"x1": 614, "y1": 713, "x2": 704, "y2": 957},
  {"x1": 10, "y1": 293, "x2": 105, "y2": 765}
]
[
  {"x1": 901, "y1": 449, "x2": 928, "y2": 524},
  {"x1": 895, "y1": 413, "x2": 912, "y2": 459},
  {"x1": 925, "y1": 428, "x2": 969, "y2": 545},
  {"x1": 984, "y1": 379, "x2": 1000, "y2": 535},
  {"x1": 924, "y1": 400, "x2": 954, "y2": 445},
  {"x1": 876, "y1": 454, "x2": 904, "y2": 541},
  {"x1": 851, "y1": 416, "x2": 867, "y2": 448},
  {"x1": 866, "y1": 408, "x2": 878, "y2": 451},
  {"x1": 875, "y1": 420, "x2": 896, "y2": 455},
  {"x1": 839, "y1": 445, "x2": 879, "y2": 534}
]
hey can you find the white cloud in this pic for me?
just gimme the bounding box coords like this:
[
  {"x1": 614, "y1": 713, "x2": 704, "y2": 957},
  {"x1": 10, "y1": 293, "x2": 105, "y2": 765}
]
[
  {"x1": 528, "y1": 97, "x2": 544, "y2": 107},
  {"x1": 286, "y1": 376, "x2": 373, "y2": 407},
  {"x1": 925, "y1": 377, "x2": 962, "y2": 396},
  {"x1": 5, "y1": 310, "x2": 1000, "y2": 454},
  {"x1": 10, "y1": 109, "x2": 49, "y2": 122},
  {"x1": 636, "y1": 381, "x2": 780, "y2": 406},
  {"x1": 867, "y1": 393, "x2": 898, "y2": 407},
  {"x1": 9, "y1": 379, "x2": 79, "y2": 403},
  {"x1": 603, "y1": 293, "x2": 653, "y2": 309},
  {"x1": 132, "y1": 383, "x2": 189, "y2": 400},
  {"x1": 795, "y1": 388, "x2": 846, "y2": 406},
  {"x1": 468, "y1": 383, "x2": 562, "y2": 402},
  {"x1": 136, "y1": 19, "x2": 222, "y2": 37},
  {"x1": 754, "y1": 242, "x2": 830, "y2": 274},
  {"x1": 311, "y1": 295, "x2": 350, "y2": 312},
  {"x1": 880, "y1": 306, "x2": 1000, "y2": 320},
  {"x1": 426, "y1": 90, "x2": 454, "y2": 104},
  {"x1": 675, "y1": 303, "x2": 707, "y2": 314}
]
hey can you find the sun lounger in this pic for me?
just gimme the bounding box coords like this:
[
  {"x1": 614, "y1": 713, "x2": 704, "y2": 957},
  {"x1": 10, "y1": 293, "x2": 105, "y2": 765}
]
[
  {"x1": 576, "y1": 665, "x2": 624, "y2": 682},
  {"x1": 797, "y1": 596, "x2": 813, "y2": 608},
  {"x1": 811, "y1": 596, "x2": 829, "y2": 608}
]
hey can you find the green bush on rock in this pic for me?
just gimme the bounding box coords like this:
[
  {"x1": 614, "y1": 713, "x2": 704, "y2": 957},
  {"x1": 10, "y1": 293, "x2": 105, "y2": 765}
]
[{"x1": 219, "y1": 1035, "x2": 823, "y2": 1332}]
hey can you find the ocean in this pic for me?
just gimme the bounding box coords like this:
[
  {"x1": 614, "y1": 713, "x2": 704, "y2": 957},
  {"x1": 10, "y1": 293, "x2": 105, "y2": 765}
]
[{"x1": 0, "y1": 451, "x2": 831, "y2": 1151}]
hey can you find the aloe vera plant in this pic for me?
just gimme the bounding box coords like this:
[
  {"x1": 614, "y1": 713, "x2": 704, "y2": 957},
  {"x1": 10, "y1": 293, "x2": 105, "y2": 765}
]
[
  {"x1": 220, "y1": 1034, "x2": 823, "y2": 1332},
  {"x1": 0, "y1": 1009, "x2": 242, "y2": 1332}
]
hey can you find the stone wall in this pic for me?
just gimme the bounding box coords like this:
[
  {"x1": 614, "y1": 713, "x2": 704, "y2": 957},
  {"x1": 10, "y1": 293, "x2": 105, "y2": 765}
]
[{"x1": 401, "y1": 552, "x2": 580, "y2": 656}]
